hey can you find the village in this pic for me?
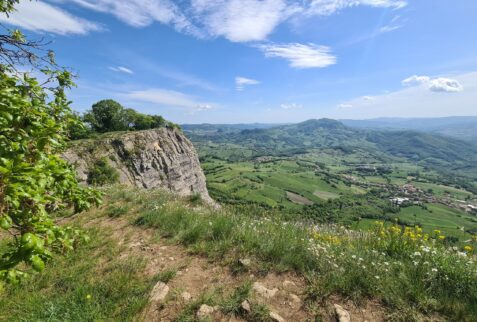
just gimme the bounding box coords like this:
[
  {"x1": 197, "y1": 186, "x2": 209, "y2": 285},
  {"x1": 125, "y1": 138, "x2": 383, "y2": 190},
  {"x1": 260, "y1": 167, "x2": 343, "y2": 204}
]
[{"x1": 341, "y1": 169, "x2": 477, "y2": 215}]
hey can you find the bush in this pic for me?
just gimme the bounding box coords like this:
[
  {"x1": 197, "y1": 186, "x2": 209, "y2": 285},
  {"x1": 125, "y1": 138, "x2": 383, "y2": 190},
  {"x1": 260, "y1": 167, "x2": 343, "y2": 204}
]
[{"x1": 87, "y1": 158, "x2": 120, "y2": 186}]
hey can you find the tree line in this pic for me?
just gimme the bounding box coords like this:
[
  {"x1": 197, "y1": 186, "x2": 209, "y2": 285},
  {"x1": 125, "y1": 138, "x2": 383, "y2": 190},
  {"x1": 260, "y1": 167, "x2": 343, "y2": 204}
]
[{"x1": 70, "y1": 99, "x2": 180, "y2": 140}]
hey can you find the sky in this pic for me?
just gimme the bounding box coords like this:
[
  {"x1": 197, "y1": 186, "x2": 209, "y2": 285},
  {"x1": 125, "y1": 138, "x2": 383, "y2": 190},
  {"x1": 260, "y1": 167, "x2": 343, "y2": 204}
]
[{"x1": 1, "y1": 0, "x2": 477, "y2": 123}]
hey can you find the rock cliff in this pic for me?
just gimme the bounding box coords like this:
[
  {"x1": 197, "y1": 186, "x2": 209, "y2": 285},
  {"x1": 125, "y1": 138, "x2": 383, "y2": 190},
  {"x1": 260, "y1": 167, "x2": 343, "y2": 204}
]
[{"x1": 63, "y1": 128, "x2": 212, "y2": 203}]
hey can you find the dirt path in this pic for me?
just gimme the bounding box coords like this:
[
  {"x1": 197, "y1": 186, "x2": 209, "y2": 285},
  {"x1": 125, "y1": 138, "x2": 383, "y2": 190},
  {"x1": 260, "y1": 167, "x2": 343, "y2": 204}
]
[{"x1": 85, "y1": 216, "x2": 385, "y2": 322}]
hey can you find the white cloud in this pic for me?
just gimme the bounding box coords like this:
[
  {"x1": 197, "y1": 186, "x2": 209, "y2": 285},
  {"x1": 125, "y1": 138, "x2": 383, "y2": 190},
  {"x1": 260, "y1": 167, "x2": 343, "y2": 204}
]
[
  {"x1": 190, "y1": 0, "x2": 291, "y2": 42},
  {"x1": 332, "y1": 71, "x2": 476, "y2": 119},
  {"x1": 235, "y1": 77, "x2": 260, "y2": 91},
  {"x1": 362, "y1": 96, "x2": 376, "y2": 101},
  {"x1": 258, "y1": 43, "x2": 337, "y2": 69},
  {"x1": 71, "y1": 0, "x2": 199, "y2": 35},
  {"x1": 67, "y1": 0, "x2": 407, "y2": 42},
  {"x1": 109, "y1": 66, "x2": 134, "y2": 74},
  {"x1": 379, "y1": 24, "x2": 402, "y2": 33},
  {"x1": 125, "y1": 88, "x2": 214, "y2": 110},
  {"x1": 304, "y1": 0, "x2": 407, "y2": 16},
  {"x1": 428, "y1": 78, "x2": 464, "y2": 93},
  {"x1": 402, "y1": 75, "x2": 463, "y2": 93},
  {"x1": 281, "y1": 103, "x2": 302, "y2": 109},
  {"x1": 0, "y1": 1, "x2": 102, "y2": 35},
  {"x1": 401, "y1": 75, "x2": 431, "y2": 86},
  {"x1": 337, "y1": 103, "x2": 353, "y2": 108},
  {"x1": 196, "y1": 103, "x2": 214, "y2": 111}
]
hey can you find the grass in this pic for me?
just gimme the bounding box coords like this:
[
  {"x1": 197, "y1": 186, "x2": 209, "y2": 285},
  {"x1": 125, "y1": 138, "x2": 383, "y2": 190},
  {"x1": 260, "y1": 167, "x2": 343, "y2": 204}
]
[
  {"x1": 204, "y1": 159, "x2": 357, "y2": 208},
  {"x1": 110, "y1": 186, "x2": 477, "y2": 321},
  {"x1": 373, "y1": 203, "x2": 477, "y2": 239},
  {"x1": 0, "y1": 228, "x2": 155, "y2": 321},
  {"x1": 3, "y1": 186, "x2": 477, "y2": 321}
]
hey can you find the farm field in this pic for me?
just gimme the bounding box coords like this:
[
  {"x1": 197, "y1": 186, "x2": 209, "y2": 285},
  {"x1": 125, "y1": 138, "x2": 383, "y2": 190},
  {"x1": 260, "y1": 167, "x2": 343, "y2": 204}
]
[{"x1": 203, "y1": 159, "x2": 356, "y2": 208}]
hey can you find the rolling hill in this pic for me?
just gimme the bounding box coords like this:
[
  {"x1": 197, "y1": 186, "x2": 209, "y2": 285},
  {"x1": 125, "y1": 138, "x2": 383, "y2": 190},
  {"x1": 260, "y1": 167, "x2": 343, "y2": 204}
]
[
  {"x1": 341, "y1": 116, "x2": 477, "y2": 142},
  {"x1": 185, "y1": 118, "x2": 477, "y2": 180}
]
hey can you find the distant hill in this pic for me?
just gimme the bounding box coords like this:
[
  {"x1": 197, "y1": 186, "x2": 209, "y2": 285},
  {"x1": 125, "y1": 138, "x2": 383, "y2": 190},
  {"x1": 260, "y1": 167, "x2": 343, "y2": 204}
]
[
  {"x1": 181, "y1": 123, "x2": 286, "y2": 133},
  {"x1": 341, "y1": 116, "x2": 477, "y2": 142},
  {"x1": 184, "y1": 118, "x2": 477, "y2": 181}
]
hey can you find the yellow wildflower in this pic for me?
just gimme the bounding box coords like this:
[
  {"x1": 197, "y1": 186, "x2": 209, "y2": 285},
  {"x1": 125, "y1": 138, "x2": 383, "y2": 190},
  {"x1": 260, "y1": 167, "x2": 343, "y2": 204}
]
[
  {"x1": 463, "y1": 245, "x2": 473, "y2": 252},
  {"x1": 438, "y1": 235, "x2": 445, "y2": 240}
]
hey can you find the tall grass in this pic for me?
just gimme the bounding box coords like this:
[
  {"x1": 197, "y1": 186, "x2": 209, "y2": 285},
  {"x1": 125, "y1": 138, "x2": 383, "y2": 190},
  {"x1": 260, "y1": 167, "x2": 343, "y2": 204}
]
[
  {"x1": 119, "y1": 187, "x2": 477, "y2": 321},
  {"x1": 0, "y1": 228, "x2": 155, "y2": 321}
]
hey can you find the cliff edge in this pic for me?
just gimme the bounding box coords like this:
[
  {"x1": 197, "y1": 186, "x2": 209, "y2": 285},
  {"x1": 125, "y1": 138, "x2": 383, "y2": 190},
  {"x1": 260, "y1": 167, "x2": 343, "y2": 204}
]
[{"x1": 63, "y1": 127, "x2": 212, "y2": 203}]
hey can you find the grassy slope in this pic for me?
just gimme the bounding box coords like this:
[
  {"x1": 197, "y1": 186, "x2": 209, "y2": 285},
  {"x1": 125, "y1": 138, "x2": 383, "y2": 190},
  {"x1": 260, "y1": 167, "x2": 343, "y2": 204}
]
[
  {"x1": 2, "y1": 186, "x2": 477, "y2": 321},
  {"x1": 0, "y1": 228, "x2": 154, "y2": 321}
]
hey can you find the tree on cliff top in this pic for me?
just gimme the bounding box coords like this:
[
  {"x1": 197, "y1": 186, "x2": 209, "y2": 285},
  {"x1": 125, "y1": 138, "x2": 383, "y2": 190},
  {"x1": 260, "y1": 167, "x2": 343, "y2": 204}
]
[{"x1": 82, "y1": 99, "x2": 170, "y2": 134}]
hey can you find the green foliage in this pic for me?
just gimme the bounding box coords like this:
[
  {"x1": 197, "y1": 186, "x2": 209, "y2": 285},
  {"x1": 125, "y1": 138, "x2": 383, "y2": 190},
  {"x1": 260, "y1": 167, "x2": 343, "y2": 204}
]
[
  {"x1": 155, "y1": 269, "x2": 177, "y2": 283},
  {"x1": 87, "y1": 158, "x2": 120, "y2": 186},
  {"x1": 0, "y1": 70, "x2": 101, "y2": 283},
  {"x1": 0, "y1": 0, "x2": 20, "y2": 15},
  {"x1": 0, "y1": 228, "x2": 154, "y2": 321},
  {"x1": 83, "y1": 99, "x2": 128, "y2": 133},
  {"x1": 67, "y1": 112, "x2": 94, "y2": 140},
  {"x1": 79, "y1": 99, "x2": 175, "y2": 137}
]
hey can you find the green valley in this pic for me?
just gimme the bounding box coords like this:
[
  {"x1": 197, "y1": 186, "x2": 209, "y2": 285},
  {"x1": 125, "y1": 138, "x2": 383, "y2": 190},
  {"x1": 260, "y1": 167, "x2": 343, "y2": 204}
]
[{"x1": 185, "y1": 119, "x2": 477, "y2": 240}]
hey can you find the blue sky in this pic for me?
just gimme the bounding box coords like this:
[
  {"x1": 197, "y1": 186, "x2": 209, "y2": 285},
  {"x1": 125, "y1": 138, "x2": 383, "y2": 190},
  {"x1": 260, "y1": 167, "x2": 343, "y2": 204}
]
[{"x1": 2, "y1": 0, "x2": 477, "y2": 123}]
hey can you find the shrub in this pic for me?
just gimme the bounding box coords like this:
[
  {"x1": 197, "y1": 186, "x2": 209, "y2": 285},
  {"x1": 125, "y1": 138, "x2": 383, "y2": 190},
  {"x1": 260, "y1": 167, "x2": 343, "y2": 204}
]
[{"x1": 87, "y1": 158, "x2": 120, "y2": 186}]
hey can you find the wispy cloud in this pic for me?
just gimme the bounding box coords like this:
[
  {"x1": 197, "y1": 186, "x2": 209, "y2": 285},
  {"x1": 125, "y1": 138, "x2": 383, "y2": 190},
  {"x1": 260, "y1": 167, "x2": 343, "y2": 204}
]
[
  {"x1": 304, "y1": 0, "x2": 406, "y2": 16},
  {"x1": 71, "y1": 0, "x2": 201, "y2": 36},
  {"x1": 402, "y1": 75, "x2": 463, "y2": 93},
  {"x1": 125, "y1": 88, "x2": 215, "y2": 110},
  {"x1": 402, "y1": 75, "x2": 431, "y2": 86},
  {"x1": 337, "y1": 103, "x2": 353, "y2": 108},
  {"x1": 109, "y1": 66, "x2": 134, "y2": 74},
  {"x1": 258, "y1": 43, "x2": 337, "y2": 69},
  {"x1": 66, "y1": 0, "x2": 407, "y2": 42},
  {"x1": 190, "y1": 0, "x2": 292, "y2": 42},
  {"x1": 281, "y1": 103, "x2": 302, "y2": 109},
  {"x1": 0, "y1": 1, "x2": 102, "y2": 35},
  {"x1": 235, "y1": 77, "x2": 260, "y2": 91},
  {"x1": 379, "y1": 24, "x2": 402, "y2": 33}
]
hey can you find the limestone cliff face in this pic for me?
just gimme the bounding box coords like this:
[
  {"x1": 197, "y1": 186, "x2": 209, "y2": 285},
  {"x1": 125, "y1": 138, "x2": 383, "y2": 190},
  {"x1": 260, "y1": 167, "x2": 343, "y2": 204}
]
[{"x1": 63, "y1": 128, "x2": 212, "y2": 203}]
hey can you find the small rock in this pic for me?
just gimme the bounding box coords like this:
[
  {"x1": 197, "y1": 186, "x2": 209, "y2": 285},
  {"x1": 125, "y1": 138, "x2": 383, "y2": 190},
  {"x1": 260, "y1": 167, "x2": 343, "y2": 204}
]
[
  {"x1": 253, "y1": 282, "x2": 279, "y2": 299},
  {"x1": 239, "y1": 258, "x2": 251, "y2": 267},
  {"x1": 150, "y1": 282, "x2": 169, "y2": 303},
  {"x1": 169, "y1": 257, "x2": 175, "y2": 261},
  {"x1": 334, "y1": 304, "x2": 351, "y2": 322},
  {"x1": 181, "y1": 291, "x2": 192, "y2": 302},
  {"x1": 269, "y1": 311, "x2": 285, "y2": 322},
  {"x1": 241, "y1": 300, "x2": 251, "y2": 313},
  {"x1": 197, "y1": 304, "x2": 215, "y2": 318}
]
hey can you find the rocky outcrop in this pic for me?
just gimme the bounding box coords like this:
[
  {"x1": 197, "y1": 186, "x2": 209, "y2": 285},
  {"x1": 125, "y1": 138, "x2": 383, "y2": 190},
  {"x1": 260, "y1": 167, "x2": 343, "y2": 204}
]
[{"x1": 63, "y1": 127, "x2": 212, "y2": 202}]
